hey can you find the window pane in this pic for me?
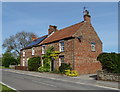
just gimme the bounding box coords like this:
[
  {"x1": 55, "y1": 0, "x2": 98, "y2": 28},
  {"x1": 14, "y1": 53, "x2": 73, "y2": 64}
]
[
  {"x1": 60, "y1": 41, "x2": 64, "y2": 52},
  {"x1": 91, "y1": 43, "x2": 95, "y2": 51}
]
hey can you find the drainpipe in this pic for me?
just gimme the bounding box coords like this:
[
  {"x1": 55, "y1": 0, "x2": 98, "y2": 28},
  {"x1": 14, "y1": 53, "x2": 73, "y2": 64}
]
[{"x1": 72, "y1": 38, "x2": 75, "y2": 70}]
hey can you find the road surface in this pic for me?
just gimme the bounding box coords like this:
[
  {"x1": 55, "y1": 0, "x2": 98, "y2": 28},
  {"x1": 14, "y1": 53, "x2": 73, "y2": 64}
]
[{"x1": 1, "y1": 69, "x2": 118, "y2": 92}]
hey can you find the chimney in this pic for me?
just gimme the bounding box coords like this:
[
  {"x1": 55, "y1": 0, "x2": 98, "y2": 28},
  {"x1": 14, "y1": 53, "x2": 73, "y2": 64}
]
[
  {"x1": 83, "y1": 10, "x2": 91, "y2": 23},
  {"x1": 48, "y1": 25, "x2": 58, "y2": 35},
  {"x1": 31, "y1": 35, "x2": 37, "y2": 41}
]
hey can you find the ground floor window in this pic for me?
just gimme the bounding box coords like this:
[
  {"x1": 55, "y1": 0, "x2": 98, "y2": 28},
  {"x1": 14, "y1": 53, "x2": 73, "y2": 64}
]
[
  {"x1": 59, "y1": 55, "x2": 64, "y2": 66},
  {"x1": 23, "y1": 58, "x2": 25, "y2": 66}
]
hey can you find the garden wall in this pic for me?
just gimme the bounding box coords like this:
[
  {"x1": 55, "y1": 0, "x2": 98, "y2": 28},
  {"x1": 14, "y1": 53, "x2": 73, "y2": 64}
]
[
  {"x1": 97, "y1": 70, "x2": 120, "y2": 82},
  {"x1": 15, "y1": 66, "x2": 28, "y2": 71}
]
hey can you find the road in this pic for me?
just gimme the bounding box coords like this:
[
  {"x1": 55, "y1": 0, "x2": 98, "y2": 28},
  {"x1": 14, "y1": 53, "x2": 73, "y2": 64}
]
[{"x1": 1, "y1": 70, "x2": 118, "y2": 92}]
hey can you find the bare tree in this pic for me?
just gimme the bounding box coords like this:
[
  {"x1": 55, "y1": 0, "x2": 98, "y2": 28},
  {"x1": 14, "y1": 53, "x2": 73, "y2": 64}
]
[{"x1": 2, "y1": 31, "x2": 37, "y2": 56}]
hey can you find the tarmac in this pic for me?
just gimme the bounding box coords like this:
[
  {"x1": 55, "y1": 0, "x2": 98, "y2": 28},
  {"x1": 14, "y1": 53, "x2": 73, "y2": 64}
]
[{"x1": 2, "y1": 69, "x2": 119, "y2": 90}]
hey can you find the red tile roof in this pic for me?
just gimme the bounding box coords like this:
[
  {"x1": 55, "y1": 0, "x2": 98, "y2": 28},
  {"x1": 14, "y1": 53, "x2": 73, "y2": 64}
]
[{"x1": 40, "y1": 22, "x2": 84, "y2": 45}]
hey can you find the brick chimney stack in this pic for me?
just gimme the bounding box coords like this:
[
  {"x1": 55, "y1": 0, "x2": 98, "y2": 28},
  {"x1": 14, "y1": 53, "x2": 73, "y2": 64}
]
[
  {"x1": 31, "y1": 35, "x2": 37, "y2": 41},
  {"x1": 83, "y1": 10, "x2": 91, "y2": 23},
  {"x1": 48, "y1": 25, "x2": 58, "y2": 35}
]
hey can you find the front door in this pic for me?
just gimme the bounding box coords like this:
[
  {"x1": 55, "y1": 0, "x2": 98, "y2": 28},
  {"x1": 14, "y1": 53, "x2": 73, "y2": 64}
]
[{"x1": 51, "y1": 59, "x2": 54, "y2": 71}]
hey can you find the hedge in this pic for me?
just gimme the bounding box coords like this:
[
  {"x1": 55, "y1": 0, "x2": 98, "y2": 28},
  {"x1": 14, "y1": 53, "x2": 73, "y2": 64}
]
[
  {"x1": 28, "y1": 56, "x2": 41, "y2": 71},
  {"x1": 97, "y1": 53, "x2": 120, "y2": 73}
]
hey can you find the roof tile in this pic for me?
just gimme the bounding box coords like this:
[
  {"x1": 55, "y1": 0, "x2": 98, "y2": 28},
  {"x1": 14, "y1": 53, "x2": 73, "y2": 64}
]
[{"x1": 40, "y1": 22, "x2": 84, "y2": 44}]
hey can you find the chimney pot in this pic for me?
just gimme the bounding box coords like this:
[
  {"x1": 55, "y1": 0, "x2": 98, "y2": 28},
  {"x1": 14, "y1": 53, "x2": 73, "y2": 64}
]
[
  {"x1": 83, "y1": 10, "x2": 91, "y2": 23},
  {"x1": 31, "y1": 35, "x2": 37, "y2": 41},
  {"x1": 48, "y1": 25, "x2": 58, "y2": 35}
]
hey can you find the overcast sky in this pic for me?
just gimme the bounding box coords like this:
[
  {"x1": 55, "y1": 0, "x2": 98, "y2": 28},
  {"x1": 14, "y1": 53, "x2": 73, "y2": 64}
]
[{"x1": 2, "y1": 2, "x2": 118, "y2": 53}]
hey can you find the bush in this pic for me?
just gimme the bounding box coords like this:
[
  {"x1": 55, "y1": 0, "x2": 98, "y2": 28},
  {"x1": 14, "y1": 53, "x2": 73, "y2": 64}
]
[
  {"x1": 97, "y1": 53, "x2": 120, "y2": 73},
  {"x1": 38, "y1": 66, "x2": 50, "y2": 72},
  {"x1": 65, "y1": 70, "x2": 78, "y2": 77},
  {"x1": 28, "y1": 56, "x2": 41, "y2": 71},
  {"x1": 59, "y1": 63, "x2": 72, "y2": 74},
  {"x1": 2, "y1": 52, "x2": 17, "y2": 67}
]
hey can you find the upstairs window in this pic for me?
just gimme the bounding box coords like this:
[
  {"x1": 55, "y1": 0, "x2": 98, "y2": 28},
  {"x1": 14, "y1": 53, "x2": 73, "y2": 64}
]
[
  {"x1": 91, "y1": 42, "x2": 96, "y2": 51},
  {"x1": 23, "y1": 51, "x2": 25, "y2": 57},
  {"x1": 42, "y1": 45, "x2": 46, "y2": 54},
  {"x1": 32, "y1": 47, "x2": 35, "y2": 55},
  {"x1": 59, "y1": 41, "x2": 64, "y2": 52}
]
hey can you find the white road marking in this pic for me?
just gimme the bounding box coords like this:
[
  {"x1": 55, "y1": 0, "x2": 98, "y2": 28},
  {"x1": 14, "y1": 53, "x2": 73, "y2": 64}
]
[
  {"x1": 0, "y1": 82, "x2": 17, "y2": 91},
  {"x1": 32, "y1": 80, "x2": 57, "y2": 87}
]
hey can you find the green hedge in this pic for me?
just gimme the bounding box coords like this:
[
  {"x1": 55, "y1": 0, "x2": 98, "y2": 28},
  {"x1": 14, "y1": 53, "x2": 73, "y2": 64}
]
[
  {"x1": 97, "y1": 53, "x2": 120, "y2": 73},
  {"x1": 28, "y1": 56, "x2": 41, "y2": 71}
]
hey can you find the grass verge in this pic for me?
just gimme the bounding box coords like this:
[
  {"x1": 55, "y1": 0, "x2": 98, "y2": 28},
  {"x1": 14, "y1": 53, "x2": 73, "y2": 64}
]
[
  {"x1": 0, "y1": 66, "x2": 10, "y2": 69},
  {"x1": 0, "y1": 83, "x2": 17, "y2": 92}
]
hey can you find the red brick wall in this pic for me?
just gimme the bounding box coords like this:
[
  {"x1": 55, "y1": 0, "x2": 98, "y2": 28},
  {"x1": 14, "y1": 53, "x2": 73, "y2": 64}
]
[
  {"x1": 20, "y1": 46, "x2": 42, "y2": 66},
  {"x1": 73, "y1": 23, "x2": 102, "y2": 74}
]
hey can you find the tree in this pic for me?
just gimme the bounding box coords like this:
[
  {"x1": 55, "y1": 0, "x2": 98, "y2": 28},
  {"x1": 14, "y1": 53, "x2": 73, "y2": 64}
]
[
  {"x1": 2, "y1": 31, "x2": 37, "y2": 56},
  {"x1": 42, "y1": 46, "x2": 60, "y2": 71},
  {"x1": 2, "y1": 52, "x2": 18, "y2": 67}
]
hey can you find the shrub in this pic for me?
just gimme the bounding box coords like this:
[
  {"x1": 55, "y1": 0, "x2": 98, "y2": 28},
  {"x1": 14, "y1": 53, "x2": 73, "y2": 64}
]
[
  {"x1": 28, "y1": 56, "x2": 41, "y2": 71},
  {"x1": 38, "y1": 66, "x2": 49, "y2": 72},
  {"x1": 59, "y1": 63, "x2": 72, "y2": 74},
  {"x1": 2, "y1": 52, "x2": 17, "y2": 67},
  {"x1": 65, "y1": 70, "x2": 78, "y2": 77},
  {"x1": 97, "y1": 53, "x2": 120, "y2": 73}
]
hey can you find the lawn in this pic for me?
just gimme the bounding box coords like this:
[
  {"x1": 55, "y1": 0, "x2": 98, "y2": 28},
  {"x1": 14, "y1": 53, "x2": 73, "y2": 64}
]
[
  {"x1": 0, "y1": 83, "x2": 17, "y2": 92},
  {"x1": 0, "y1": 66, "x2": 5, "y2": 69},
  {"x1": 0, "y1": 66, "x2": 10, "y2": 69}
]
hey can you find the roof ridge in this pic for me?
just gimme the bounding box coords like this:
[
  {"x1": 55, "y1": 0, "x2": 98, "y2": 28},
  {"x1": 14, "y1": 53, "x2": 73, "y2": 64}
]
[
  {"x1": 40, "y1": 21, "x2": 84, "y2": 45},
  {"x1": 35, "y1": 35, "x2": 48, "y2": 40},
  {"x1": 59, "y1": 21, "x2": 84, "y2": 31}
]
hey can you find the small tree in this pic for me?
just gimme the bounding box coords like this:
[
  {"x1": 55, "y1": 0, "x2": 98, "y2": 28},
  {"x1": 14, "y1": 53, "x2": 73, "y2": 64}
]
[
  {"x1": 41, "y1": 46, "x2": 60, "y2": 72},
  {"x1": 28, "y1": 56, "x2": 41, "y2": 71},
  {"x1": 2, "y1": 52, "x2": 17, "y2": 67}
]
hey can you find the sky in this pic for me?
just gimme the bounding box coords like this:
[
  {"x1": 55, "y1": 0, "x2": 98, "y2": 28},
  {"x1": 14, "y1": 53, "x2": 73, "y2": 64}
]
[{"x1": 2, "y1": 2, "x2": 118, "y2": 53}]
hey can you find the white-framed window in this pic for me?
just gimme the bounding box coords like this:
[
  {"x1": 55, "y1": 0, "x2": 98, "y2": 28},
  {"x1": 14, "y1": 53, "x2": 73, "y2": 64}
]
[
  {"x1": 59, "y1": 40, "x2": 64, "y2": 52},
  {"x1": 42, "y1": 45, "x2": 46, "y2": 54},
  {"x1": 59, "y1": 56, "x2": 64, "y2": 66},
  {"x1": 91, "y1": 42, "x2": 96, "y2": 51},
  {"x1": 26, "y1": 58, "x2": 29, "y2": 66},
  {"x1": 23, "y1": 58, "x2": 25, "y2": 66},
  {"x1": 32, "y1": 47, "x2": 35, "y2": 55},
  {"x1": 23, "y1": 51, "x2": 25, "y2": 57}
]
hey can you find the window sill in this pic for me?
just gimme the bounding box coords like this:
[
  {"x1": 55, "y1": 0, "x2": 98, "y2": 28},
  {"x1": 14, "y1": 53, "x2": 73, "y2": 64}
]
[{"x1": 60, "y1": 51, "x2": 64, "y2": 52}]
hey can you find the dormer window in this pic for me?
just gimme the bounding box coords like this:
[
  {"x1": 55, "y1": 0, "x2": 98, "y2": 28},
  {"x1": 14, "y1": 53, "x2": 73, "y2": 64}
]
[
  {"x1": 91, "y1": 42, "x2": 96, "y2": 51},
  {"x1": 32, "y1": 47, "x2": 35, "y2": 55},
  {"x1": 59, "y1": 41, "x2": 64, "y2": 52},
  {"x1": 23, "y1": 51, "x2": 25, "y2": 57},
  {"x1": 42, "y1": 45, "x2": 46, "y2": 54}
]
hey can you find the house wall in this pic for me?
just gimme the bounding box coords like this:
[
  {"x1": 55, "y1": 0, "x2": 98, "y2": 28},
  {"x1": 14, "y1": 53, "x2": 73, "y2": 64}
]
[
  {"x1": 20, "y1": 46, "x2": 42, "y2": 66},
  {"x1": 73, "y1": 23, "x2": 102, "y2": 74},
  {"x1": 43, "y1": 38, "x2": 74, "y2": 70}
]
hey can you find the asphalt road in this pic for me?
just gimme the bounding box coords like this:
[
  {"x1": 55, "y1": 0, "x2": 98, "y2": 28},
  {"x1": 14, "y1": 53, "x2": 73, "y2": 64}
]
[{"x1": 1, "y1": 70, "x2": 119, "y2": 92}]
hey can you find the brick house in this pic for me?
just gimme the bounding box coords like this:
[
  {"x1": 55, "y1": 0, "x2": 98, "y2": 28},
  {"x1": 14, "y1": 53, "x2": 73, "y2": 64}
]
[{"x1": 20, "y1": 10, "x2": 102, "y2": 74}]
